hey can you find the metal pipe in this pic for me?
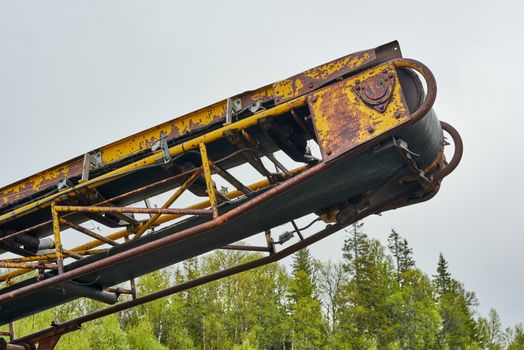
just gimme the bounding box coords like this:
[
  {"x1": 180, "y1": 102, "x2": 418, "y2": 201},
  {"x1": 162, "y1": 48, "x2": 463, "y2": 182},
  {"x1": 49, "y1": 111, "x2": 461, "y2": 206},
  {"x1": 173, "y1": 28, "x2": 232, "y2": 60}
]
[
  {"x1": 13, "y1": 221, "x2": 343, "y2": 346},
  {"x1": 53, "y1": 206, "x2": 213, "y2": 216},
  {"x1": 0, "y1": 97, "x2": 307, "y2": 225},
  {"x1": 133, "y1": 167, "x2": 203, "y2": 239},
  {"x1": 433, "y1": 121, "x2": 463, "y2": 181},
  {"x1": 60, "y1": 219, "x2": 118, "y2": 247},
  {"x1": 51, "y1": 204, "x2": 64, "y2": 274},
  {"x1": 209, "y1": 162, "x2": 252, "y2": 195},
  {"x1": 0, "y1": 168, "x2": 202, "y2": 245},
  {"x1": 221, "y1": 245, "x2": 270, "y2": 252},
  {"x1": 199, "y1": 143, "x2": 218, "y2": 218},
  {"x1": 0, "y1": 262, "x2": 57, "y2": 270},
  {"x1": 0, "y1": 161, "x2": 328, "y2": 304},
  {"x1": 0, "y1": 166, "x2": 305, "y2": 283},
  {"x1": 0, "y1": 250, "x2": 106, "y2": 265}
]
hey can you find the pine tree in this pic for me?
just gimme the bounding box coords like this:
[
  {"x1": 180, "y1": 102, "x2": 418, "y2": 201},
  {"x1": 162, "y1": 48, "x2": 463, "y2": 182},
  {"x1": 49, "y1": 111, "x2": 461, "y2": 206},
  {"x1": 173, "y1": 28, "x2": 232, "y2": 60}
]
[
  {"x1": 434, "y1": 253, "x2": 452, "y2": 296},
  {"x1": 289, "y1": 248, "x2": 327, "y2": 349},
  {"x1": 290, "y1": 248, "x2": 315, "y2": 301},
  {"x1": 399, "y1": 238, "x2": 415, "y2": 273},
  {"x1": 433, "y1": 255, "x2": 480, "y2": 348},
  {"x1": 387, "y1": 230, "x2": 415, "y2": 286},
  {"x1": 342, "y1": 222, "x2": 367, "y2": 276},
  {"x1": 339, "y1": 225, "x2": 396, "y2": 347}
]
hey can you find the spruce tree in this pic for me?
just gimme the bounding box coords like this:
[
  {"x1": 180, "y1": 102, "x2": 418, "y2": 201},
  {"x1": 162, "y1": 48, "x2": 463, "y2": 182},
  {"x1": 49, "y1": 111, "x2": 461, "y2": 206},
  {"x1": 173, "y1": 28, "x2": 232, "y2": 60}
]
[
  {"x1": 434, "y1": 253, "x2": 452, "y2": 296},
  {"x1": 433, "y1": 254, "x2": 480, "y2": 348},
  {"x1": 289, "y1": 248, "x2": 327, "y2": 349},
  {"x1": 387, "y1": 230, "x2": 415, "y2": 286}
]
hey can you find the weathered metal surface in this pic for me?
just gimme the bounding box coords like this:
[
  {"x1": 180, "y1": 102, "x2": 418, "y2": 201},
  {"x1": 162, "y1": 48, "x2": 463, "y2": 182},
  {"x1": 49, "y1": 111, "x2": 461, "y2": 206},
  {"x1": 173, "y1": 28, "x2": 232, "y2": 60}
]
[
  {"x1": 199, "y1": 143, "x2": 218, "y2": 218},
  {"x1": 53, "y1": 205, "x2": 213, "y2": 216},
  {"x1": 0, "y1": 160, "x2": 84, "y2": 210},
  {"x1": 0, "y1": 41, "x2": 463, "y2": 350},
  {"x1": 132, "y1": 168, "x2": 204, "y2": 239},
  {"x1": 0, "y1": 97, "x2": 306, "y2": 225},
  {"x1": 308, "y1": 62, "x2": 410, "y2": 160},
  {"x1": 0, "y1": 42, "x2": 401, "y2": 211},
  {"x1": 354, "y1": 70, "x2": 395, "y2": 112},
  {"x1": 9, "y1": 141, "x2": 455, "y2": 347},
  {"x1": 0, "y1": 109, "x2": 449, "y2": 308},
  {"x1": 273, "y1": 49, "x2": 375, "y2": 104},
  {"x1": 0, "y1": 88, "x2": 265, "y2": 210}
]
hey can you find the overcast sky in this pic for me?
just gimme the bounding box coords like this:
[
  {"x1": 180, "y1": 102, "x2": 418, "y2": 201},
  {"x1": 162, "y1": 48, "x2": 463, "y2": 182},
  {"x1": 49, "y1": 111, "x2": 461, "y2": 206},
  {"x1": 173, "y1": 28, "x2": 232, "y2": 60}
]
[{"x1": 0, "y1": 1, "x2": 522, "y2": 327}]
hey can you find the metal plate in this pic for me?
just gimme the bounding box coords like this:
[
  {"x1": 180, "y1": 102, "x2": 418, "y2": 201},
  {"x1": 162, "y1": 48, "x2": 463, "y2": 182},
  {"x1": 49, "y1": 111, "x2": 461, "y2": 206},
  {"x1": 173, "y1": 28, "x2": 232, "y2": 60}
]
[{"x1": 308, "y1": 62, "x2": 411, "y2": 160}]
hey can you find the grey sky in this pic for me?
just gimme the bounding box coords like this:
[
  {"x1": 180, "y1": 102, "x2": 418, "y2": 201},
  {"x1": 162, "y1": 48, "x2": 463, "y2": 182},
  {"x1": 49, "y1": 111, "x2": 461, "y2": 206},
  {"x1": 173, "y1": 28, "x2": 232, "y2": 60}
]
[{"x1": 1, "y1": 0, "x2": 522, "y2": 327}]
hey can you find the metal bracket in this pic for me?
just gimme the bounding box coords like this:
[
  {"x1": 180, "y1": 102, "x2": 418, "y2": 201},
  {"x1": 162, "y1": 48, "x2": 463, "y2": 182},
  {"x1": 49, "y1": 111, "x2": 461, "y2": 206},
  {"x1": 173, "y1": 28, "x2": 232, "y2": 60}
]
[
  {"x1": 80, "y1": 151, "x2": 102, "y2": 183},
  {"x1": 151, "y1": 132, "x2": 171, "y2": 164},
  {"x1": 225, "y1": 98, "x2": 242, "y2": 125},
  {"x1": 56, "y1": 179, "x2": 73, "y2": 192},
  {"x1": 394, "y1": 138, "x2": 432, "y2": 188}
]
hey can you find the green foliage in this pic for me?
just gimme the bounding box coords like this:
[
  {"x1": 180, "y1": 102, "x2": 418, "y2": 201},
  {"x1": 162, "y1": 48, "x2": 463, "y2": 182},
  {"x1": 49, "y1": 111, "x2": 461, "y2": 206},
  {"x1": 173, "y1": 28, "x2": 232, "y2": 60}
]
[
  {"x1": 85, "y1": 314, "x2": 130, "y2": 350},
  {"x1": 126, "y1": 319, "x2": 167, "y2": 350},
  {"x1": 287, "y1": 248, "x2": 326, "y2": 349},
  {"x1": 508, "y1": 324, "x2": 524, "y2": 350},
  {"x1": 6, "y1": 224, "x2": 520, "y2": 349}
]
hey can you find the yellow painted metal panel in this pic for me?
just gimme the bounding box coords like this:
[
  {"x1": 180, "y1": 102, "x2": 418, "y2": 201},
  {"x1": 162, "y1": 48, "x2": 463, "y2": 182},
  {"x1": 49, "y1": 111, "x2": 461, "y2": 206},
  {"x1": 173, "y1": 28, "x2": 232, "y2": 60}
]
[{"x1": 308, "y1": 62, "x2": 410, "y2": 160}]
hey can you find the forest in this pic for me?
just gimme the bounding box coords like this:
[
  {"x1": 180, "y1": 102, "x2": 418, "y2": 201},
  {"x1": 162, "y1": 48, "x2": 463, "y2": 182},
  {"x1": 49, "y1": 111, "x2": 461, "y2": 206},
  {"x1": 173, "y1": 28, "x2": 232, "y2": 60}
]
[{"x1": 2, "y1": 223, "x2": 523, "y2": 350}]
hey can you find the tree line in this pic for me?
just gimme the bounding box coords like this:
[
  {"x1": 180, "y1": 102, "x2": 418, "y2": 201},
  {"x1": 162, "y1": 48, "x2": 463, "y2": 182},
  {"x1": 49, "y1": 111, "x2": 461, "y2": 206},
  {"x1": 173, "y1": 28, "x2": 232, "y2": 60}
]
[{"x1": 4, "y1": 223, "x2": 524, "y2": 349}]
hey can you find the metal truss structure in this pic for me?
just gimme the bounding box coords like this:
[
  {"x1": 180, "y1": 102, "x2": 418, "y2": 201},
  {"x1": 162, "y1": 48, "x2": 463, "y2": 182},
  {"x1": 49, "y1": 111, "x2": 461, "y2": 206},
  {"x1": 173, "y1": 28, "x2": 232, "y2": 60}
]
[{"x1": 0, "y1": 41, "x2": 462, "y2": 350}]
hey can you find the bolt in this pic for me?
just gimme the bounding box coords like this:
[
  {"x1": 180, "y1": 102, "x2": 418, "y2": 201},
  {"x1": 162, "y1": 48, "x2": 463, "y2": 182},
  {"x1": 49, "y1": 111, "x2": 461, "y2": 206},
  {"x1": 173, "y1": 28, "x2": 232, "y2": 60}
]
[
  {"x1": 326, "y1": 150, "x2": 332, "y2": 156},
  {"x1": 355, "y1": 79, "x2": 361, "y2": 85},
  {"x1": 310, "y1": 95, "x2": 317, "y2": 103},
  {"x1": 367, "y1": 127, "x2": 374, "y2": 134},
  {"x1": 394, "y1": 111, "x2": 401, "y2": 119},
  {"x1": 388, "y1": 73, "x2": 394, "y2": 79},
  {"x1": 275, "y1": 98, "x2": 280, "y2": 103},
  {"x1": 308, "y1": 83, "x2": 314, "y2": 88},
  {"x1": 382, "y1": 69, "x2": 388, "y2": 74}
]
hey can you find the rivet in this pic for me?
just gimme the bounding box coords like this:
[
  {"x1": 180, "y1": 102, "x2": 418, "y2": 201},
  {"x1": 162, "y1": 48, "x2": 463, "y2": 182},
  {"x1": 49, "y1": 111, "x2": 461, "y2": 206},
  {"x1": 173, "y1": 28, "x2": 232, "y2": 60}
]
[
  {"x1": 308, "y1": 83, "x2": 314, "y2": 88},
  {"x1": 326, "y1": 150, "x2": 332, "y2": 156},
  {"x1": 367, "y1": 127, "x2": 374, "y2": 134},
  {"x1": 394, "y1": 111, "x2": 401, "y2": 119},
  {"x1": 355, "y1": 79, "x2": 361, "y2": 85}
]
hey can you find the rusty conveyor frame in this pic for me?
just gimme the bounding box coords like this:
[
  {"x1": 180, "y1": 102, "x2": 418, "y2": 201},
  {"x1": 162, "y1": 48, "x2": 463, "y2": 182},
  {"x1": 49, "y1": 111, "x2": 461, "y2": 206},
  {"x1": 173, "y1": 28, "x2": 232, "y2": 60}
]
[
  {"x1": 0, "y1": 41, "x2": 463, "y2": 350},
  {"x1": 3, "y1": 118, "x2": 462, "y2": 349}
]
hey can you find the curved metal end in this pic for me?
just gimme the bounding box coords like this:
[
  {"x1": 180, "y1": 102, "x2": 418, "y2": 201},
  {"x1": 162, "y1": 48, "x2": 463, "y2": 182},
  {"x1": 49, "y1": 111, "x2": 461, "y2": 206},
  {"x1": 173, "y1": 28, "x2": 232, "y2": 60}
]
[
  {"x1": 434, "y1": 121, "x2": 463, "y2": 181},
  {"x1": 392, "y1": 58, "x2": 437, "y2": 124}
]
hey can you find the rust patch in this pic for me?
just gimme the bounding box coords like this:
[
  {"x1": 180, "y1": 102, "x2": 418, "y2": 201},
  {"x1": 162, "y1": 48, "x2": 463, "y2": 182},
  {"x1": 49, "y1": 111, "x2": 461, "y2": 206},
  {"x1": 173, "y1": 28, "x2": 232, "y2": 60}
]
[
  {"x1": 354, "y1": 70, "x2": 395, "y2": 112},
  {"x1": 273, "y1": 49, "x2": 376, "y2": 104},
  {"x1": 308, "y1": 62, "x2": 411, "y2": 160},
  {"x1": 0, "y1": 160, "x2": 84, "y2": 208}
]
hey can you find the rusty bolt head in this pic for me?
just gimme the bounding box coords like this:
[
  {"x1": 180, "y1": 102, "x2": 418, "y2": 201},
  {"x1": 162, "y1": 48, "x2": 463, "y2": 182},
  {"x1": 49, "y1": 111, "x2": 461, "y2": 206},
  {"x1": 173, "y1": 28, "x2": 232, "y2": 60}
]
[
  {"x1": 326, "y1": 150, "x2": 332, "y2": 156},
  {"x1": 382, "y1": 69, "x2": 388, "y2": 75},
  {"x1": 275, "y1": 98, "x2": 280, "y2": 103},
  {"x1": 308, "y1": 83, "x2": 314, "y2": 88},
  {"x1": 388, "y1": 73, "x2": 394, "y2": 79},
  {"x1": 309, "y1": 95, "x2": 317, "y2": 103},
  {"x1": 394, "y1": 111, "x2": 401, "y2": 119},
  {"x1": 367, "y1": 127, "x2": 374, "y2": 134},
  {"x1": 355, "y1": 79, "x2": 361, "y2": 85}
]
